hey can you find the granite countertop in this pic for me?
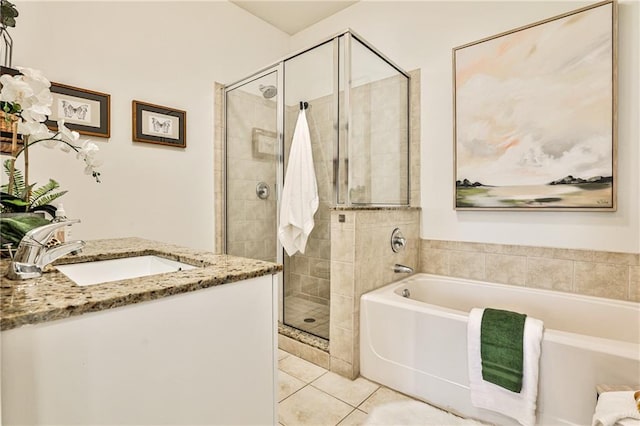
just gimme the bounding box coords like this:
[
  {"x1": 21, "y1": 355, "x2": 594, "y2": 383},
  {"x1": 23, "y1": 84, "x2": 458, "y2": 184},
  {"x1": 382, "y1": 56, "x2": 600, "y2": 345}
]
[{"x1": 0, "y1": 237, "x2": 282, "y2": 331}]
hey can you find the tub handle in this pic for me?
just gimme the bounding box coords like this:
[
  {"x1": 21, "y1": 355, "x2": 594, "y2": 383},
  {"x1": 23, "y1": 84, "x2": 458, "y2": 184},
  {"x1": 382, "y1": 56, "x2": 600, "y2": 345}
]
[{"x1": 391, "y1": 228, "x2": 406, "y2": 253}]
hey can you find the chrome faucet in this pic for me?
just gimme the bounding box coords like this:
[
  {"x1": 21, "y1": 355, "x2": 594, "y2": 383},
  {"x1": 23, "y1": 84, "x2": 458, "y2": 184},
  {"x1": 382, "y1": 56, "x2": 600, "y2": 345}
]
[
  {"x1": 6, "y1": 220, "x2": 85, "y2": 280},
  {"x1": 393, "y1": 263, "x2": 413, "y2": 274}
]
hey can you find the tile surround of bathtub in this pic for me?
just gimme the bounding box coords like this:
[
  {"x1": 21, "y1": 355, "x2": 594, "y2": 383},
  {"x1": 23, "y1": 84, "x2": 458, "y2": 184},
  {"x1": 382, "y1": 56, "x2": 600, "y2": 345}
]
[
  {"x1": 420, "y1": 239, "x2": 640, "y2": 302},
  {"x1": 330, "y1": 208, "x2": 420, "y2": 379}
]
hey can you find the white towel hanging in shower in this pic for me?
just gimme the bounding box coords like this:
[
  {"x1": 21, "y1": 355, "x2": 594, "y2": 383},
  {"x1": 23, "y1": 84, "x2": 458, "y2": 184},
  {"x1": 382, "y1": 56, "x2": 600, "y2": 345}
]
[{"x1": 278, "y1": 108, "x2": 318, "y2": 256}]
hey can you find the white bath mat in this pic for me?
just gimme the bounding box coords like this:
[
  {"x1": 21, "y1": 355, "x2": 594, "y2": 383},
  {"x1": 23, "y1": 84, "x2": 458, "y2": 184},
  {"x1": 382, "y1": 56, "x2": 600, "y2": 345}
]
[{"x1": 364, "y1": 400, "x2": 487, "y2": 426}]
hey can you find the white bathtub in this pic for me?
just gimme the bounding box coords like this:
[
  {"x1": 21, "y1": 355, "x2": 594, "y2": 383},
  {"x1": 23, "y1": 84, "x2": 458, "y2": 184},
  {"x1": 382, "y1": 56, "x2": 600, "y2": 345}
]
[{"x1": 360, "y1": 274, "x2": 640, "y2": 426}]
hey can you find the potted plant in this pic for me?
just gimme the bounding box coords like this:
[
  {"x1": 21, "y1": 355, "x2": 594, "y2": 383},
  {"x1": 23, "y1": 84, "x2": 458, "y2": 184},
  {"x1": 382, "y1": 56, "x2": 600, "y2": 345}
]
[{"x1": 0, "y1": 67, "x2": 103, "y2": 251}]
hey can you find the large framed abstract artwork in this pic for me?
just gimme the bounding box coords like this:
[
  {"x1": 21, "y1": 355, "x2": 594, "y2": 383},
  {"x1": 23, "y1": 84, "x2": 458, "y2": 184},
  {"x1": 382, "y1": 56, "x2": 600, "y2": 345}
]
[{"x1": 453, "y1": 0, "x2": 617, "y2": 211}]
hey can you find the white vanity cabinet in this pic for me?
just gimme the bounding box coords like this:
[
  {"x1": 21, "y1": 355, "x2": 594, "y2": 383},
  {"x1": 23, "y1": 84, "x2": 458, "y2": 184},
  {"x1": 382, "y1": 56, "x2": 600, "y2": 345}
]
[{"x1": 1, "y1": 274, "x2": 277, "y2": 425}]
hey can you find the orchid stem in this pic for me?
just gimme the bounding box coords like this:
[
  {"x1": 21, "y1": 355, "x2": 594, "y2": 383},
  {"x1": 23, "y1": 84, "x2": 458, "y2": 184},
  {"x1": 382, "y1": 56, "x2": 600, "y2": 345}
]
[
  {"x1": 12, "y1": 134, "x2": 80, "y2": 160},
  {"x1": 24, "y1": 135, "x2": 30, "y2": 200}
]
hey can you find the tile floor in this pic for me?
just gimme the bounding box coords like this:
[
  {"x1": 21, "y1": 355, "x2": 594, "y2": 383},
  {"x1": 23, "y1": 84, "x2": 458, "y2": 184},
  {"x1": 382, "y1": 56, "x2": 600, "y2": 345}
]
[
  {"x1": 283, "y1": 295, "x2": 330, "y2": 339},
  {"x1": 278, "y1": 349, "x2": 427, "y2": 425}
]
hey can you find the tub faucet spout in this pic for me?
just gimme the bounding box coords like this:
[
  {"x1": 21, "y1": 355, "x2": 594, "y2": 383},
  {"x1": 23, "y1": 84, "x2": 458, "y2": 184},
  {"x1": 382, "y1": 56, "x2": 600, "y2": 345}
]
[{"x1": 393, "y1": 264, "x2": 413, "y2": 274}]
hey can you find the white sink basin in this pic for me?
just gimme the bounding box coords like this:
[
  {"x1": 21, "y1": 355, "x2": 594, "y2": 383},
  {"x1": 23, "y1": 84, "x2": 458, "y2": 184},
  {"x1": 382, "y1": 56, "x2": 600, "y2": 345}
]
[{"x1": 56, "y1": 255, "x2": 198, "y2": 286}]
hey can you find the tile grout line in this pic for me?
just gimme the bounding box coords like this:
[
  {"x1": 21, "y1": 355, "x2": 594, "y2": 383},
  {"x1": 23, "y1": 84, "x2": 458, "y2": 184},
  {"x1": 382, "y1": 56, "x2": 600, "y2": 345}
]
[
  {"x1": 277, "y1": 368, "x2": 328, "y2": 405},
  {"x1": 307, "y1": 380, "x2": 380, "y2": 411},
  {"x1": 335, "y1": 407, "x2": 358, "y2": 426}
]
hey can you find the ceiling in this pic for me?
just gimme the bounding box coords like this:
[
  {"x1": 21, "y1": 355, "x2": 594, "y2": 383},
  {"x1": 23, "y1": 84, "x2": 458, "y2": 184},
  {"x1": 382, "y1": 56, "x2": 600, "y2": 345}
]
[{"x1": 230, "y1": 1, "x2": 359, "y2": 35}]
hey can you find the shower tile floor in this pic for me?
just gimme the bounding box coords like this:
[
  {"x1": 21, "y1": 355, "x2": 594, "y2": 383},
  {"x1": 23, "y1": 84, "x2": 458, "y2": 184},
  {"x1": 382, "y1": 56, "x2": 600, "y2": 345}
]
[
  {"x1": 278, "y1": 349, "x2": 419, "y2": 425},
  {"x1": 284, "y1": 295, "x2": 329, "y2": 339}
]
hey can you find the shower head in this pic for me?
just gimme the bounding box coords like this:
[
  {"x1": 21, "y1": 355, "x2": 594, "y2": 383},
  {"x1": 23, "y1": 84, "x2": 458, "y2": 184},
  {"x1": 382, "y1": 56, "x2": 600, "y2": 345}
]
[{"x1": 259, "y1": 84, "x2": 277, "y2": 99}]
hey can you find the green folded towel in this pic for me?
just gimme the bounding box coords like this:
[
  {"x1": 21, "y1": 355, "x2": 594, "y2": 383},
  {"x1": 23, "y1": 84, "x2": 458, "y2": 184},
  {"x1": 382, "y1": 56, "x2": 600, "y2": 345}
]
[{"x1": 480, "y1": 308, "x2": 527, "y2": 393}]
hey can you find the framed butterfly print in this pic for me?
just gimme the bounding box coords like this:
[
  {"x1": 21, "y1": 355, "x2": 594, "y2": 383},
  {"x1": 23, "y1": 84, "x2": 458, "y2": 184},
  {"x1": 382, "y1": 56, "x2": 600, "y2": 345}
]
[
  {"x1": 132, "y1": 100, "x2": 186, "y2": 148},
  {"x1": 45, "y1": 82, "x2": 111, "y2": 138}
]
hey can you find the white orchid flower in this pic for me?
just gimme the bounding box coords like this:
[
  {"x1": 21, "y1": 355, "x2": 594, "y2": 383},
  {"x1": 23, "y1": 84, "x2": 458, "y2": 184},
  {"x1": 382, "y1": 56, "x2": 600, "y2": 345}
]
[
  {"x1": 18, "y1": 121, "x2": 55, "y2": 143},
  {"x1": 33, "y1": 87, "x2": 53, "y2": 108},
  {"x1": 21, "y1": 103, "x2": 52, "y2": 123},
  {"x1": 76, "y1": 140, "x2": 99, "y2": 158},
  {"x1": 2, "y1": 68, "x2": 104, "y2": 185},
  {"x1": 0, "y1": 76, "x2": 34, "y2": 106},
  {"x1": 56, "y1": 119, "x2": 80, "y2": 143},
  {"x1": 15, "y1": 67, "x2": 51, "y2": 90}
]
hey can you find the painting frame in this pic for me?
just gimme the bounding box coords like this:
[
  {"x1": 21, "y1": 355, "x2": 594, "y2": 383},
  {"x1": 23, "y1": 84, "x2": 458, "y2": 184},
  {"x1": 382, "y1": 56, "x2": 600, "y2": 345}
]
[
  {"x1": 132, "y1": 100, "x2": 186, "y2": 148},
  {"x1": 45, "y1": 82, "x2": 111, "y2": 138},
  {"x1": 453, "y1": 0, "x2": 617, "y2": 211}
]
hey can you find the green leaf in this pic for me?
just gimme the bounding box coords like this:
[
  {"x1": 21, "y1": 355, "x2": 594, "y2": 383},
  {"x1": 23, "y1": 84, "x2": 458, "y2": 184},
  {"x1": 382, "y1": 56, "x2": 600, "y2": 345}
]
[
  {"x1": 1, "y1": 216, "x2": 51, "y2": 246},
  {"x1": 0, "y1": 197, "x2": 29, "y2": 211},
  {"x1": 1, "y1": 159, "x2": 25, "y2": 196},
  {"x1": 29, "y1": 178, "x2": 60, "y2": 206},
  {"x1": 34, "y1": 190, "x2": 67, "y2": 208}
]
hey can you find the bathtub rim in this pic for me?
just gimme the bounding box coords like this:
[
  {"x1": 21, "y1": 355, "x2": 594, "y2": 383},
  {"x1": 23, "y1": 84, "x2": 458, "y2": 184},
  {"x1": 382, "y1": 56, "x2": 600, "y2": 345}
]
[
  {"x1": 361, "y1": 272, "x2": 640, "y2": 359},
  {"x1": 382, "y1": 273, "x2": 639, "y2": 310}
]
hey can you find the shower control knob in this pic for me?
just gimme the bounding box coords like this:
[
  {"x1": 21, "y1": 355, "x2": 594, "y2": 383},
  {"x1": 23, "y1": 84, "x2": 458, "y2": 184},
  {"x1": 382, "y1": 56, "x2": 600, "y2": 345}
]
[
  {"x1": 391, "y1": 228, "x2": 406, "y2": 253},
  {"x1": 256, "y1": 182, "x2": 270, "y2": 200}
]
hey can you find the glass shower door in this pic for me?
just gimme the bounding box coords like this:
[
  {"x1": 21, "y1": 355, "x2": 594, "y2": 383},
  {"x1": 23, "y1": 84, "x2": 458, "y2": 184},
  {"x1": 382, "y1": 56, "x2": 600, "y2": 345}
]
[
  {"x1": 281, "y1": 41, "x2": 335, "y2": 340},
  {"x1": 225, "y1": 70, "x2": 279, "y2": 263}
]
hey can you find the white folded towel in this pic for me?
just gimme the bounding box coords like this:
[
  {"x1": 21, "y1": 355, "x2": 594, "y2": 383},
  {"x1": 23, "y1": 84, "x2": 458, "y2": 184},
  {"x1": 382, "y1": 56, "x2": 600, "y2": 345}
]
[
  {"x1": 467, "y1": 308, "x2": 544, "y2": 426},
  {"x1": 278, "y1": 108, "x2": 318, "y2": 256},
  {"x1": 592, "y1": 391, "x2": 640, "y2": 426}
]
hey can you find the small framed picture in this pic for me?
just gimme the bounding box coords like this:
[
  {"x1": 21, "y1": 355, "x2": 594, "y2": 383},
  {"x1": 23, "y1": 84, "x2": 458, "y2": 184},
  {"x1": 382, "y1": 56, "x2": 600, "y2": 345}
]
[
  {"x1": 45, "y1": 82, "x2": 111, "y2": 138},
  {"x1": 132, "y1": 100, "x2": 186, "y2": 148}
]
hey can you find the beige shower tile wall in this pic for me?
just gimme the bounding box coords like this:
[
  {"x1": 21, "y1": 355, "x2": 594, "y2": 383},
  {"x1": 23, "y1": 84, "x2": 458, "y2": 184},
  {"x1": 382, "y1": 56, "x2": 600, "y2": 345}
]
[
  {"x1": 214, "y1": 83, "x2": 224, "y2": 253},
  {"x1": 330, "y1": 208, "x2": 420, "y2": 379},
  {"x1": 420, "y1": 239, "x2": 640, "y2": 302},
  {"x1": 350, "y1": 75, "x2": 410, "y2": 205},
  {"x1": 225, "y1": 90, "x2": 278, "y2": 263},
  {"x1": 409, "y1": 69, "x2": 421, "y2": 208}
]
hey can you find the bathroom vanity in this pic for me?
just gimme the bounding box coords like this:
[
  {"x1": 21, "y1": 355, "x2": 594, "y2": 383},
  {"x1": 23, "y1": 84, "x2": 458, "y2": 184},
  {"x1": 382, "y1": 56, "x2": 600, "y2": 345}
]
[{"x1": 0, "y1": 237, "x2": 282, "y2": 425}]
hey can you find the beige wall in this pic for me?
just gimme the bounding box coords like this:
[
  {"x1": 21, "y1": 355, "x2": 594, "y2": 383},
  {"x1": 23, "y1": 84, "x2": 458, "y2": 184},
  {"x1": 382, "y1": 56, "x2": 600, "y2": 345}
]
[{"x1": 16, "y1": 1, "x2": 291, "y2": 251}]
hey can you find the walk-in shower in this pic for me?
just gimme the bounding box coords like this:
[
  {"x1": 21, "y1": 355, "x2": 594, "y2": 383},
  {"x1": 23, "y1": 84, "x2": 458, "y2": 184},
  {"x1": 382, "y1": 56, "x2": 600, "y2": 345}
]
[{"x1": 223, "y1": 30, "x2": 409, "y2": 342}]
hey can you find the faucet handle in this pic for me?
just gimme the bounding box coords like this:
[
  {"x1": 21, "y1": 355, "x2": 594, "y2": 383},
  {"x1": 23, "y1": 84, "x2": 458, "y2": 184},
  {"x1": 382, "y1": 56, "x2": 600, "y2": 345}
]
[
  {"x1": 391, "y1": 228, "x2": 407, "y2": 253},
  {"x1": 3, "y1": 243, "x2": 15, "y2": 260},
  {"x1": 25, "y1": 219, "x2": 81, "y2": 244}
]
